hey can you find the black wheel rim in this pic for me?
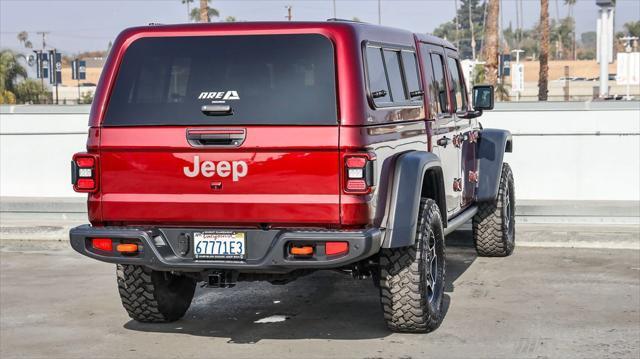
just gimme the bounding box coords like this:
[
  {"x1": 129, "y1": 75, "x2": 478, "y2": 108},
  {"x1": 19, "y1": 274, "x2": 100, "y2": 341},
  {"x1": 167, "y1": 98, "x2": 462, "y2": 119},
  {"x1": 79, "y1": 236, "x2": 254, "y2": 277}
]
[
  {"x1": 504, "y1": 183, "x2": 515, "y2": 241},
  {"x1": 426, "y1": 227, "x2": 438, "y2": 302}
]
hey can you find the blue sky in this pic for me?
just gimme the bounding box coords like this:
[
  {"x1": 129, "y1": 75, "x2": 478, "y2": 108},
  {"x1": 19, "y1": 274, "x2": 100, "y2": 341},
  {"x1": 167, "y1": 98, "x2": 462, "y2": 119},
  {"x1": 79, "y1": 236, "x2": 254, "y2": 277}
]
[{"x1": 1, "y1": 0, "x2": 639, "y2": 54}]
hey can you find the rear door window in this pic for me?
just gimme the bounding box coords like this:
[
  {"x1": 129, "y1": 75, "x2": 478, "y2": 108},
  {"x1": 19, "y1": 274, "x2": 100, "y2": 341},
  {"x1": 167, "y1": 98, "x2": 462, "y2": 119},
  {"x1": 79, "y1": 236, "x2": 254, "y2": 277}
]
[{"x1": 104, "y1": 34, "x2": 337, "y2": 126}]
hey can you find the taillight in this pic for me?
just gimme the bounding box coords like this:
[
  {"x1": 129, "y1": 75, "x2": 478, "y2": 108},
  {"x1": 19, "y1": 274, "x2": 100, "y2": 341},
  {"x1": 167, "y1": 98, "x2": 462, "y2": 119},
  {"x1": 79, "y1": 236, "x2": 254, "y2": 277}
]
[
  {"x1": 91, "y1": 238, "x2": 112, "y2": 252},
  {"x1": 344, "y1": 153, "x2": 375, "y2": 194},
  {"x1": 325, "y1": 242, "x2": 348, "y2": 256},
  {"x1": 72, "y1": 153, "x2": 99, "y2": 192}
]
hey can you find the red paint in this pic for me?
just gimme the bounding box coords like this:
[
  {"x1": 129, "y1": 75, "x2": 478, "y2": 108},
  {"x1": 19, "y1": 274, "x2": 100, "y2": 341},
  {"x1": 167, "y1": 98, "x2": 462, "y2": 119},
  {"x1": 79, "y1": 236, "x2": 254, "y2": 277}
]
[
  {"x1": 325, "y1": 242, "x2": 348, "y2": 256},
  {"x1": 75, "y1": 21, "x2": 470, "y2": 229},
  {"x1": 91, "y1": 238, "x2": 113, "y2": 252},
  {"x1": 76, "y1": 157, "x2": 94, "y2": 167}
]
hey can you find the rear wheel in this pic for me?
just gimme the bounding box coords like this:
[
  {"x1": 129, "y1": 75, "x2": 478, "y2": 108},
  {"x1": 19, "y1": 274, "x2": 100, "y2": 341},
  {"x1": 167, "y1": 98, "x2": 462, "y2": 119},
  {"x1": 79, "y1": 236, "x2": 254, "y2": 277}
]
[
  {"x1": 379, "y1": 198, "x2": 446, "y2": 333},
  {"x1": 473, "y1": 162, "x2": 516, "y2": 257},
  {"x1": 116, "y1": 265, "x2": 196, "y2": 323}
]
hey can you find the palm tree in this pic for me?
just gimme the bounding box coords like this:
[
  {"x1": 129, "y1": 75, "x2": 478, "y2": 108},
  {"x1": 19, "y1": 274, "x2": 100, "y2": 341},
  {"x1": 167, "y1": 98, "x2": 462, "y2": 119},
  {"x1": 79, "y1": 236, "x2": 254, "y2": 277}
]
[
  {"x1": 565, "y1": 0, "x2": 577, "y2": 59},
  {"x1": 483, "y1": 0, "x2": 499, "y2": 87},
  {"x1": 190, "y1": 0, "x2": 218, "y2": 22},
  {"x1": 17, "y1": 31, "x2": 28, "y2": 44},
  {"x1": 181, "y1": 0, "x2": 194, "y2": 22},
  {"x1": 538, "y1": 0, "x2": 550, "y2": 101},
  {"x1": 190, "y1": 7, "x2": 219, "y2": 22},
  {"x1": 16, "y1": 31, "x2": 33, "y2": 49}
]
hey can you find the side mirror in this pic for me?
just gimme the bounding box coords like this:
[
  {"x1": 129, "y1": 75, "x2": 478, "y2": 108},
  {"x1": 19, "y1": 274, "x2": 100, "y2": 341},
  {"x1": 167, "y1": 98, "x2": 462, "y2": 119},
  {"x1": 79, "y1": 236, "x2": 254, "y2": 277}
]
[{"x1": 472, "y1": 85, "x2": 494, "y2": 111}]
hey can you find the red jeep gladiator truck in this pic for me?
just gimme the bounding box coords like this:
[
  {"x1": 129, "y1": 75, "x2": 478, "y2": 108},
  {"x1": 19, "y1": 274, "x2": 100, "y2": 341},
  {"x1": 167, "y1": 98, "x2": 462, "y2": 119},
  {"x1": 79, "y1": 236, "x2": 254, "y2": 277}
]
[{"x1": 70, "y1": 20, "x2": 515, "y2": 333}]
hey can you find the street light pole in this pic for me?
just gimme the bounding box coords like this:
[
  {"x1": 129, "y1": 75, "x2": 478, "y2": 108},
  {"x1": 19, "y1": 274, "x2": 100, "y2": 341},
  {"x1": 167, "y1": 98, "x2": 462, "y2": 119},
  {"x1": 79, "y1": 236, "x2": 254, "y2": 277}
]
[{"x1": 596, "y1": 0, "x2": 614, "y2": 99}]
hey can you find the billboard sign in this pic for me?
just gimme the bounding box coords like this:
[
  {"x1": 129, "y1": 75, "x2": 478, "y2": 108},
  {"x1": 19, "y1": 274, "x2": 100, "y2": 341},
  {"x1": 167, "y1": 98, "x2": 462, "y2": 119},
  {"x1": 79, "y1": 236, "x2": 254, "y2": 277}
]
[
  {"x1": 616, "y1": 52, "x2": 640, "y2": 85},
  {"x1": 511, "y1": 63, "x2": 525, "y2": 92},
  {"x1": 36, "y1": 52, "x2": 49, "y2": 79},
  {"x1": 48, "y1": 51, "x2": 62, "y2": 85},
  {"x1": 71, "y1": 60, "x2": 86, "y2": 80}
]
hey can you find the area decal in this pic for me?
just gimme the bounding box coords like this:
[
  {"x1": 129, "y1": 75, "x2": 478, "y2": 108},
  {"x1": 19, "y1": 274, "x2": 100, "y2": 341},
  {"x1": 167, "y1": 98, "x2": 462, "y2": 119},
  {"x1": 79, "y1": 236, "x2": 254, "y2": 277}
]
[{"x1": 197, "y1": 91, "x2": 240, "y2": 100}]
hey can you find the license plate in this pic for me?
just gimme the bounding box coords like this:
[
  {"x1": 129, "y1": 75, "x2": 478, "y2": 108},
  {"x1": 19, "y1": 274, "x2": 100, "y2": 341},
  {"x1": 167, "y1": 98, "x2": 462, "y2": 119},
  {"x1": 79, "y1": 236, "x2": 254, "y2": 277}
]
[{"x1": 193, "y1": 231, "x2": 245, "y2": 260}]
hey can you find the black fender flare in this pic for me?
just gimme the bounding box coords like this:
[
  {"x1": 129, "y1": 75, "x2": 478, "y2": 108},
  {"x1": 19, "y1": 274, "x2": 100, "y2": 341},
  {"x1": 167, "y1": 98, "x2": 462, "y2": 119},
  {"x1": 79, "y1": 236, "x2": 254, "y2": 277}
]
[
  {"x1": 382, "y1": 151, "x2": 446, "y2": 248},
  {"x1": 476, "y1": 129, "x2": 512, "y2": 202}
]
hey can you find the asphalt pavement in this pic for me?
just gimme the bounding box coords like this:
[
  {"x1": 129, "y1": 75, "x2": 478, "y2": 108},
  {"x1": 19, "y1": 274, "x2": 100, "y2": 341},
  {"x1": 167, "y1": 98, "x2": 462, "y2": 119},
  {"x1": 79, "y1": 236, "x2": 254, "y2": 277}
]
[{"x1": 1, "y1": 230, "x2": 639, "y2": 359}]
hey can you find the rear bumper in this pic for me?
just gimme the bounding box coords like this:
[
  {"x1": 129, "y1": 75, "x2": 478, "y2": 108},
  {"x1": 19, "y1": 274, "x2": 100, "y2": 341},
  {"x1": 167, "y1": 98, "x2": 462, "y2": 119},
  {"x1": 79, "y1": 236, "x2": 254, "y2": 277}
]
[{"x1": 69, "y1": 225, "x2": 382, "y2": 273}]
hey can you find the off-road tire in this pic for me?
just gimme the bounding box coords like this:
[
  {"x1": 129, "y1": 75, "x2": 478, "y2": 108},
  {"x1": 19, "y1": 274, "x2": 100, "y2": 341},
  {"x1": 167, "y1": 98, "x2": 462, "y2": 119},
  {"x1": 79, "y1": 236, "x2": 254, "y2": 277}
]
[
  {"x1": 116, "y1": 264, "x2": 196, "y2": 323},
  {"x1": 473, "y1": 162, "x2": 516, "y2": 257},
  {"x1": 379, "y1": 198, "x2": 446, "y2": 333}
]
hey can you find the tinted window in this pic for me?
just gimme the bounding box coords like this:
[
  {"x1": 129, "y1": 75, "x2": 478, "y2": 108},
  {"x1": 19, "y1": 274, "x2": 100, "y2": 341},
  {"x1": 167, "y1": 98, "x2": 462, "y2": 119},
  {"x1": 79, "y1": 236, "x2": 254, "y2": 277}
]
[
  {"x1": 365, "y1": 47, "x2": 391, "y2": 105},
  {"x1": 104, "y1": 34, "x2": 337, "y2": 126},
  {"x1": 383, "y1": 50, "x2": 407, "y2": 101},
  {"x1": 401, "y1": 51, "x2": 421, "y2": 101},
  {"x1": 447, "y1": 57, "x2": 467, "y2": 112},
  {"x1": 427, "y1": 53, "x2": 449, "y2": 114}
]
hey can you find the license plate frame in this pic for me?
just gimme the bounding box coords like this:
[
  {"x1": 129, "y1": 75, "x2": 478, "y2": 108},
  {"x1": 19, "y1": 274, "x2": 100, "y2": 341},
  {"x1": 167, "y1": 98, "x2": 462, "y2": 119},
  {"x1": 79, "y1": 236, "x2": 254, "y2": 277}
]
[{"x1": 192, "y1": 231, "x2": 246, "y2": 260}]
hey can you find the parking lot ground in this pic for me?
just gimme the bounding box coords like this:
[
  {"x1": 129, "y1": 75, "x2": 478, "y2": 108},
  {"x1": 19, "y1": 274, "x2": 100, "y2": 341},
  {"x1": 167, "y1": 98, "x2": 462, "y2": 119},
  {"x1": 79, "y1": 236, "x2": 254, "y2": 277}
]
[{"x1": 1, "y1": 233, "x2": 639, "y2": 359}]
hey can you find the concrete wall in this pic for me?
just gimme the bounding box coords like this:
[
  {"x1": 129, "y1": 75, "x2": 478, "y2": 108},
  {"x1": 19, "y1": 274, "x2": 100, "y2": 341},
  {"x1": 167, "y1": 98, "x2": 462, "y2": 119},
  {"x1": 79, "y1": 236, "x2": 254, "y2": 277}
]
[
  {"x1": 480, "y1": 102, "x2": 640, "y2": 201},
  {"x1": 1, "y1": 102, "x2": 639, "y2": 202}
]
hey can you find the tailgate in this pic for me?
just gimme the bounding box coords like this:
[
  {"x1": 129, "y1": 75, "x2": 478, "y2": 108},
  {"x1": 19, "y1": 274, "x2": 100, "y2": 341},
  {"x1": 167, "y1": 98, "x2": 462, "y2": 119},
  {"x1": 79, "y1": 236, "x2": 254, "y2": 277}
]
[
  {"x1": 95, "y1": 32, "x2": 340, "y2": 226},
  {"x1": 99, "y1": 126, "x2": 340, "y2": 226}
]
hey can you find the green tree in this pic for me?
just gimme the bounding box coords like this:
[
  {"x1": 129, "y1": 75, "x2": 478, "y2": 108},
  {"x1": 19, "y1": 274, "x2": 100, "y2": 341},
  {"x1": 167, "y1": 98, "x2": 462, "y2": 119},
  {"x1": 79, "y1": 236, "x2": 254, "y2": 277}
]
[
  {"x1": 550, "y1": 17, "x2": 575, "y2": 59},
  {"x1": 79, "y1": 91, "x2": 94, "y2": 104},
  {"x1": 225, "y1": 16, "x2": 236, "y2": 22},
  {"x1": 0, "y1": 50, "x2": 28, "y2": 100},
  {"x1": 0, "y1": 89, "x2": 16, "y2": 104},
  {"x1": 622, "y1": 21, "x2": 640, "y2": 37},
  {"x1": 565, "y1": 0, "x2": 577, "y2": 59},
  {"x1": 433, "y1": 0, "x2": 486, "y2": 59},
  {"x1": 577, "y1": 31, "x2": 596, "y2": 60},
  {"x1": 14, "y1": 79, "x2": 50, "y2": 104}
]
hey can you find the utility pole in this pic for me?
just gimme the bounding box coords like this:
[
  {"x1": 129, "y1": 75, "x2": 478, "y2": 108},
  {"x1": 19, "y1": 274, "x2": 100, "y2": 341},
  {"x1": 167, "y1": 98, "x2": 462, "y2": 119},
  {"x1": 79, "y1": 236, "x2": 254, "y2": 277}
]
[
  {"x1": 468, "y1": 0, "x2": 476, "y2": 60},
  {"x1": 332, "y1": 0, "x2": 336, "y2": 18},
  {"x1": 285, "y1": 5, "x2": 292, "y2": 21},
  {"x1": 378, "y1": 0, "x2": 381, "y2": 25},
  {"x1": 454, "y1": 0, "x2": 460, "y2": 50},
  {"x1": 36, "y1": 31, "x2": 49, "y2": 88},
  {"x1": 596, "y1": 0, "x2": 614, "y2": 98},
  {"x1": 36, "y1": 31, "x2": 49, "y2": 50}
]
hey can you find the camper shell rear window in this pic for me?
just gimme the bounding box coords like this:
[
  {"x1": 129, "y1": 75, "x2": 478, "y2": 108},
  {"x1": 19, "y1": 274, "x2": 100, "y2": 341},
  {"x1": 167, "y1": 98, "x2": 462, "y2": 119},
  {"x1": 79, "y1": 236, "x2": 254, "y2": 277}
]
[{"x1": 103, "y1": 34, "x2": 337, "y2": 126}]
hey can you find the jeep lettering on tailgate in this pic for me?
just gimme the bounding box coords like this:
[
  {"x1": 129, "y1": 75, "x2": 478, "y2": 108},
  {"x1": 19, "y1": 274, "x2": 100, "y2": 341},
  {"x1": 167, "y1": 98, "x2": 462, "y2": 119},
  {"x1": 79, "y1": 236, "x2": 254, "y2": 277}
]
[{"x1": 183, "y1": 156, "x2": 248, "y2": 181}]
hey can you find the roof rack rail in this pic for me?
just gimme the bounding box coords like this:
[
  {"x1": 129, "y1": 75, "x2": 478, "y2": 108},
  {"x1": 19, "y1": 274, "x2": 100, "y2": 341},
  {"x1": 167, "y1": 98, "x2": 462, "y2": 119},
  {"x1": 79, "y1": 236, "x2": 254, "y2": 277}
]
[{"x1": 326, "y1": 18, "x2": 364, "y2": 23}]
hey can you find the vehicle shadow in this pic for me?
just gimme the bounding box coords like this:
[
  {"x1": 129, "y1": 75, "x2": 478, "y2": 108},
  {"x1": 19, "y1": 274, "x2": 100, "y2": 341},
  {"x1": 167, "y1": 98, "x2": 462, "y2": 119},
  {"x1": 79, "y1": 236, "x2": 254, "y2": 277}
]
[{"x1": 124, "y1": 230, "x2": 477, "y2": 343}]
